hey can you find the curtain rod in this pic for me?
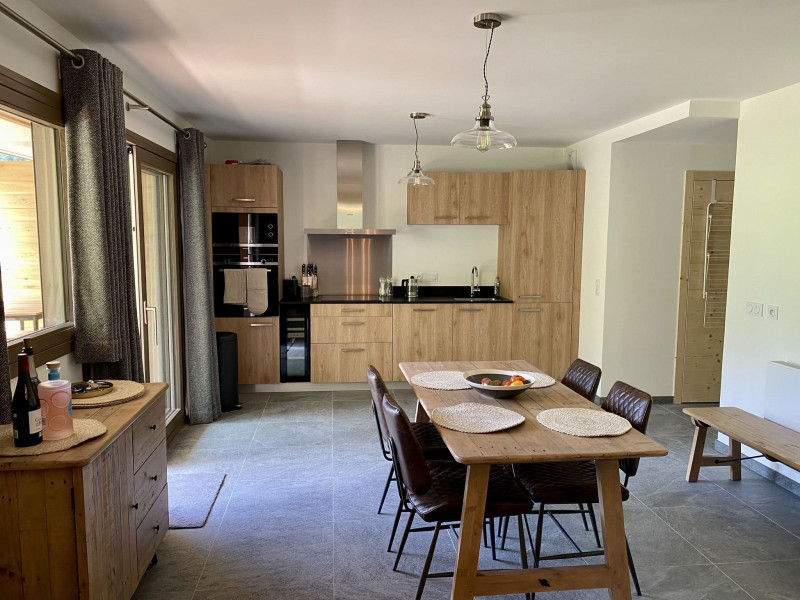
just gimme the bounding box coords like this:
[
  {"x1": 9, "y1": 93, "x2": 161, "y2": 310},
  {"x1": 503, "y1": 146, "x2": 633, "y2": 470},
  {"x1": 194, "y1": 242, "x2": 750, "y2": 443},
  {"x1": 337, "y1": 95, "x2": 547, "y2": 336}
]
[{"x1": 0, "y1": 1, "x2": 189, "y2": 138}]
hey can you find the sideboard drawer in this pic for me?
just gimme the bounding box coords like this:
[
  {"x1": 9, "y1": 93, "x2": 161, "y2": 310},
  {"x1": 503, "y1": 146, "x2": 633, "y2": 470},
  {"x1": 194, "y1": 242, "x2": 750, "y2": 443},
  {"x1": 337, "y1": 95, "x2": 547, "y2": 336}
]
[
  {"x1": 133, "y1": 439, "x2": 168, "y2": 527},
  {"x1": 132, "y1": 397, "x2": 166, "y2": 472},
  {"x1": 136, "y1": 484, "x2": 169, "y2": 578}
]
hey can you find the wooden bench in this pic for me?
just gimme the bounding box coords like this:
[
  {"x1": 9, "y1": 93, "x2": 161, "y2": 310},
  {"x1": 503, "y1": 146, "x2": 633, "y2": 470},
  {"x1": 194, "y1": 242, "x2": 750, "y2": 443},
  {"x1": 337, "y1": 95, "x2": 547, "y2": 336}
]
[{"x1": 683, "y1": 406, "x2": 800, "y2": 482}]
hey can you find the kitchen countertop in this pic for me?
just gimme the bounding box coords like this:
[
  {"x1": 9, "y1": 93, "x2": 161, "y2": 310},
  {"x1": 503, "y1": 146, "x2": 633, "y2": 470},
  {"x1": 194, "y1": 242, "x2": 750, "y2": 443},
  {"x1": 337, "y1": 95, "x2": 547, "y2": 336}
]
[{"x1": 280, "y1": 286, "x2": 513, "y2": 305}]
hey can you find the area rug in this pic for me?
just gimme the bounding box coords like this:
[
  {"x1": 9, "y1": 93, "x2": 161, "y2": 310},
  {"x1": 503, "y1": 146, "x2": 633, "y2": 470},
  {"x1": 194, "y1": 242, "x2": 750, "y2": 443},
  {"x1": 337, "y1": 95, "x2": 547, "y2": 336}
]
[{"x1": 168, "y1": 472, "x2": 227, "y2": 529}]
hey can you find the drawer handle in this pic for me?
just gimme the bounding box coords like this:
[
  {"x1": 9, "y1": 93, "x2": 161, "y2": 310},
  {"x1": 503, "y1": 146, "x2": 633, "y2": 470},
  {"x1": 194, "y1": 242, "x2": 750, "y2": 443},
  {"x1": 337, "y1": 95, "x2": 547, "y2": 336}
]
[
  {"x1": 464, "y1": 215, "x2": 490, "y2": 220},
  {"x1": 340, "y1": 309, "x2": 365, "y2": 313},
  {"x1": 458, "y1": 308, "x2": 483, "y2": 312},
  {"x1": 433, "y1": 215, "x2": 457, "y2": 220},
  {"x1": 132, "y1": 503, "x2": 139, "y2": 510},
  {"x1": 341, "y1": 322, "x2": 365, "y2": 326},
  {"x1": 149, "y1": 424, "x2": 157, "y2": 430},
  {"x1": 518, "y1": 308, "x2": 542, "y2": 313},
  {"x1": 519, "y1": 295, "x2": 542, "y2": 299},
  {"x1": 413, "y1": 308, "x2": 436, "y2": 312},
  {"x1": 233, "y1": 198, "x2": 256, "y2": 202},
  {"x1": 154, "y1": 524, "x2": 160, "y2": 532},
  {"x1": 151, "y1": 475, "x2": 158, "y2": 482},
  {"x1": 251, "y1": 323, "x2": 274, "y2": 327},
  {"x1": 341, "y1": 348, "x2": 365, "y2": 353}
]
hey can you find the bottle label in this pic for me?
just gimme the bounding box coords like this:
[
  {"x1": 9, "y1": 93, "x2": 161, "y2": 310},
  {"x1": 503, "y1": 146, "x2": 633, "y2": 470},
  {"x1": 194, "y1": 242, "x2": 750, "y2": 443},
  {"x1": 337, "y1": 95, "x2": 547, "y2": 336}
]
[{"x1": 29, "y1": 409, "x2": 43, "y2": 434}]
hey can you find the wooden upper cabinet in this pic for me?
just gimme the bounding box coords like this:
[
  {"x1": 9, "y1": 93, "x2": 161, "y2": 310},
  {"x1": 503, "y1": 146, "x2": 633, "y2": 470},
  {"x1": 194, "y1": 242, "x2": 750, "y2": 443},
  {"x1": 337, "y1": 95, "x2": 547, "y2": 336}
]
[
  {"x1": 208, "y1": 164, "x2": 281, "y2": 208},
  {"x1": 499, "y1": 170, "x2": 579, "y2": 303},
  {"x1": 407, "y1": 172, "x2": 508, "y2": 225},
  {"x1": 460, "y1": 172, "x2": 509, "y2": 224},
  {"x1": 407, "y1": 171, "x2": 461, "y2": 224}
]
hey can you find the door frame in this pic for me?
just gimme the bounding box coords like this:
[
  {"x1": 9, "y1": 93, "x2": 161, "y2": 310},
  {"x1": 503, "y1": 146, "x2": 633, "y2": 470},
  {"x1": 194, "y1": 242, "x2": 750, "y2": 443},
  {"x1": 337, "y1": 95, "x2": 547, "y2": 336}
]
[{"x1": 674, "y1": 170, "x2": 735, "y2": 404}]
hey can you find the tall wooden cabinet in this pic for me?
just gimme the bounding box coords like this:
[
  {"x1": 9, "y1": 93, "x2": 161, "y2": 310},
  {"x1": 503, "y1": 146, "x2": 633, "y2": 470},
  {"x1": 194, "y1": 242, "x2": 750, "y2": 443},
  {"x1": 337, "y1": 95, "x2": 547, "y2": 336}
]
[{"x1": 498, "y1": 170, "x2": 585, "y2": 379}]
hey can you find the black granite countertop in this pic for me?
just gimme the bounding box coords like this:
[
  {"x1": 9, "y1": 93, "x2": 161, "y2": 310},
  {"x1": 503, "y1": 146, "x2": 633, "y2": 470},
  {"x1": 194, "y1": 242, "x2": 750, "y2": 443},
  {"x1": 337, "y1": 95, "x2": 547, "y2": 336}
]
[{"x1": 280, "y1": 286, "x2": 513, "y2": 305}]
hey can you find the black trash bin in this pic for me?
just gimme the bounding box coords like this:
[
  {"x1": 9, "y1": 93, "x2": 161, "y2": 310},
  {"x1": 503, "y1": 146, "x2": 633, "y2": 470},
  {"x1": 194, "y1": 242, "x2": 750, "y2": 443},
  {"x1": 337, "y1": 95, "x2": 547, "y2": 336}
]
[{"x1": 216, "y1": 331, "x2": 240, "y2": 411}]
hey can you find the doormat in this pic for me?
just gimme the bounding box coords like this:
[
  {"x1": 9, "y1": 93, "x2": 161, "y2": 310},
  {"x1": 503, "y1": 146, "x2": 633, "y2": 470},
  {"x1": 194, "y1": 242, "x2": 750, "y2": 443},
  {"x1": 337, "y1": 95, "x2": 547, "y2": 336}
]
[{"x1": 168, "y1": 472, "x2": 227, "y2": 529}]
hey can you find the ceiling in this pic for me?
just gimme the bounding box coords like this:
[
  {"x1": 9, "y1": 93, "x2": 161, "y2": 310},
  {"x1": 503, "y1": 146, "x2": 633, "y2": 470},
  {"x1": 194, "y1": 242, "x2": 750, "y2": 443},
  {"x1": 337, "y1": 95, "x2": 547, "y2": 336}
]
[{"x1": 28, "y1": 0, "x2": 800, "y2": 146}]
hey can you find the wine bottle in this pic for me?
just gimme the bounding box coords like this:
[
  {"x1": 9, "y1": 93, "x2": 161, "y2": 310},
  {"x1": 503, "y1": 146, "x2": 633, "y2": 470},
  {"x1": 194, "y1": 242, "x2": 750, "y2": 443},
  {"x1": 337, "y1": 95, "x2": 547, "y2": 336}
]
[
  {"x1": 12, "y1": 353, "x2": 43, "y2": 447},
  {"x1": 22, "y1": 338, "x2": 40, "y2": 393}
]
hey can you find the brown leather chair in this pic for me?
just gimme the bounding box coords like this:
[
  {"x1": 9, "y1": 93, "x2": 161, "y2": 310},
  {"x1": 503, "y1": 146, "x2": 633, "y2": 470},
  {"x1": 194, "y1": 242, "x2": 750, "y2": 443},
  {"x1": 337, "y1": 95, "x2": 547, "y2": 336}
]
[
  {"x1": 382, "y1": 391, "x2": 534, "y2": 600},
  {"x1": 511, "y1": 381, "x2": 653, "y2": 596},
  {"x1": 561, "y1": 358, "x2": 602, "y2": 402},
  {"x1": 367, "y1": 365, "x2": 451, "y2": 551}
]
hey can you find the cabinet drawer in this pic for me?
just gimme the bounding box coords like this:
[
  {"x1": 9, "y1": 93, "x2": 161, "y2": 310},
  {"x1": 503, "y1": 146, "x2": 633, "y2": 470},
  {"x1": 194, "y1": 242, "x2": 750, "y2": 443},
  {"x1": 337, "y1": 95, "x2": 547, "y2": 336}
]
[
  {"x1": 311, "y1": 342, "x2": 392, "y2": 383},
  {"x1": 311, "y1": 316, "x2": 392, "y2": 343},
  {"x1": 136, "y1": 484, "x2": 169, "y2": 578},
  {"x1": 310, "y1": 303, "x2": 392, "y2": 317},
  {"x1": 132, "y1": 398, "x2": 166, "y2": 472},
  {"x1": 133, "y1": 439, "x2": 168, "y2": 528}
]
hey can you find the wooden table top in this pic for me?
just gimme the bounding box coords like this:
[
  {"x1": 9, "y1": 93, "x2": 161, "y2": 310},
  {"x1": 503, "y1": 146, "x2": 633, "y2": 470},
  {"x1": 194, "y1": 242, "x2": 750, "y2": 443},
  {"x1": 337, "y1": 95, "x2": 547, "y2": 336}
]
[{"x1": 400, "y1": 360, "x2": 667, "y2": 465}]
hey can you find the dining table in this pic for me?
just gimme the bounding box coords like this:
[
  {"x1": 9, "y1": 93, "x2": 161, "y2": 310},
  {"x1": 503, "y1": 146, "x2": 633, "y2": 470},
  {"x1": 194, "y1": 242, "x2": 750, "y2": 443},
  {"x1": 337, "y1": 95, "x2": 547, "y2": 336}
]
[{"x1": 400, "y1": 360, "x2": 668, "y2": 600}]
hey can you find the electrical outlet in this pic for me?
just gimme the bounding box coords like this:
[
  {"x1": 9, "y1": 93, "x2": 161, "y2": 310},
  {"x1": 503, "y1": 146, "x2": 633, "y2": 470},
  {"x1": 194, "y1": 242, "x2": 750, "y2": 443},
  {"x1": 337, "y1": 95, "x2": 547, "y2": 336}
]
[
  {"x1": 412, "y1": 273, "x2": 423, "y2": 282},
  {"x1": 767, "y1": 304, "x2": 779, "y2": 320},
  {"x1": 746, "y1": 302, "x2": 763, "y2": 317},
  {"x1": 425, "y1": 273, "x2": 438, "y2": 282}
]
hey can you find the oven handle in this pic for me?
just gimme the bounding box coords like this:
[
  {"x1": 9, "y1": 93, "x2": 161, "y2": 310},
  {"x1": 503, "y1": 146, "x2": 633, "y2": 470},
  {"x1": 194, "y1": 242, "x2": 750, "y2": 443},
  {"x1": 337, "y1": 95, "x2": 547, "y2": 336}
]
[{"x1": 213, "y1": 262, "x2": 277, "y2": 267}]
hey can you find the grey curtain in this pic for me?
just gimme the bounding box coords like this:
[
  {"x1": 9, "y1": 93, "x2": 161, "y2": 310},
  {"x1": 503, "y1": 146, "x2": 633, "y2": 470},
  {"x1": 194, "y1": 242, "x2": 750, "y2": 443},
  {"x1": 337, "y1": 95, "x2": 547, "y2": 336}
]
[
  {"x1": 178, "y1": 129, "x2": 220, "y2": 424},
  {"x1": 60, "y1": 50, "x2": 143, "y2": 381},
  {"x1": 0, "y1": 268, "x2": 11, "y2": 424}
]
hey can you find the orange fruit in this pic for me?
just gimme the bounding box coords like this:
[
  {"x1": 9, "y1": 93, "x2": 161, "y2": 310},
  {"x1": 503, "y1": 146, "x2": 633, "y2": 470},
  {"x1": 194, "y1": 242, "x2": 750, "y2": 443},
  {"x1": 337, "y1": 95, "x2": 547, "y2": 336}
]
[{"x1": 510, "y1": 380, "x2": 523, "y2": 386}]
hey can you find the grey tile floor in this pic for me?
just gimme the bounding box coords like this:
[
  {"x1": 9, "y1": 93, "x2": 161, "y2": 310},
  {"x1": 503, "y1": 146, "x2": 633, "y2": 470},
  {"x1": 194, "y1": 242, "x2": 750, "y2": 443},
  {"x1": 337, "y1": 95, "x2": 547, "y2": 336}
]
[{"x1": 133, "y1": 389, "x2": 800, "y2": 600}]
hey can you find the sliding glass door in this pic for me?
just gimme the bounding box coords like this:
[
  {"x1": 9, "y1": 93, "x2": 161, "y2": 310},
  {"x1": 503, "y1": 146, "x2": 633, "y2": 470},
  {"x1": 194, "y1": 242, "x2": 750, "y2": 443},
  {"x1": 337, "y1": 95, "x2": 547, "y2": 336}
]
[{"x1": 129, "y1": 144, "x2": 184, "y2": 424}]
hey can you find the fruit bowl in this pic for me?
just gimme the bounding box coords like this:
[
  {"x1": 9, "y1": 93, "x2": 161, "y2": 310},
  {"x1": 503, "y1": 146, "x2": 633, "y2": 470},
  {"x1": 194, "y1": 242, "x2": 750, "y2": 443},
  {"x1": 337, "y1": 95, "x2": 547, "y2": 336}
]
[{"x1": 462, "y1": 369, "x2": 535, "y2": 399}]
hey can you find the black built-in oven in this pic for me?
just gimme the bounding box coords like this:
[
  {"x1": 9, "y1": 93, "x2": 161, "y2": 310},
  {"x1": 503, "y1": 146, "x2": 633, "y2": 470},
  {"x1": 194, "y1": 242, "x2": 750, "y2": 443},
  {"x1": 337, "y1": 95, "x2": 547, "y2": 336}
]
[{"x1": 212, "y1": 213, "x2": 279, "y2": 317}]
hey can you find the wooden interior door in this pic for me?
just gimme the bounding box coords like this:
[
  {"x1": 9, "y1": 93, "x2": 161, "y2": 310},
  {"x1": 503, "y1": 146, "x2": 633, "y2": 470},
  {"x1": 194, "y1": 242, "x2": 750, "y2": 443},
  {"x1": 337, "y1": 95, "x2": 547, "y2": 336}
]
[{"x1": 675, "y1": 171, "x2": 735, "y2": 403}]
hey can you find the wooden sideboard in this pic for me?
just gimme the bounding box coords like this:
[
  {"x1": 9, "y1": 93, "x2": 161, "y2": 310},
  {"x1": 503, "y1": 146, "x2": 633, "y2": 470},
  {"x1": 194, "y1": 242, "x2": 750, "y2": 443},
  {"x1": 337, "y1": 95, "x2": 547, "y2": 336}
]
[{"x1": 0, "y1": 383, "x2": 169, "y2": 599}]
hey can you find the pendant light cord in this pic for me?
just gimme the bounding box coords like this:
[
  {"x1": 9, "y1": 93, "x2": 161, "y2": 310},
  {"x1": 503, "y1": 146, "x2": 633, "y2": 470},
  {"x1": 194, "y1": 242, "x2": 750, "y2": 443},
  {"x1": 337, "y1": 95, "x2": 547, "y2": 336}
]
[
  {"x1": 414, "y1": 117, "x2": 420, "y2": 162},
  {"x1": 483, "y1": 24, "x2": 495, "y2": 101}
]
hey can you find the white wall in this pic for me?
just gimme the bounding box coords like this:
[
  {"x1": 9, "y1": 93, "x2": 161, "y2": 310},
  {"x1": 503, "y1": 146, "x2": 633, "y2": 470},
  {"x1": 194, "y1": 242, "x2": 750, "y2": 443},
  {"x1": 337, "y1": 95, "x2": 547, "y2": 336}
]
[
  {"x1": 720, "y1": 82, "x2": 800, "y2": 484},
  {"x1": 602, "y1": 142, "x2": 736, "y2": 396},
  {"x1": 205, "y1": 141, "x2": 566, "y2": 287},
  {"x1": 0, "y1": 0, "x2": 189, "y2": 150}
]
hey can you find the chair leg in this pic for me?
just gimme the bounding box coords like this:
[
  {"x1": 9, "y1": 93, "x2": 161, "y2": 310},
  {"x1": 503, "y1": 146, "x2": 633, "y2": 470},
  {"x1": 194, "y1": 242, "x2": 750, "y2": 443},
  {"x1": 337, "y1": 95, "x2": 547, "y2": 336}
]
[
  {"x1": 378, "y1": 464, "x2": 395, "y2": 514},
  {"x1": 393, "y1": 511, "x2": 415, "y2": 571},
  {"x1": 523, "y1": 514, "x2": 536, "y2": 563},
  {"x1": 516, "y1": 515, "x2": 533, "y2": 600},
  {"x1": 489, "y1": 517, "x2": 497, "y2": 560},
  {"x1": 501, "y1": 515, "x2": 510, "y2": 549},
  {"x1": 414, "y1": 521, "x2": 442, "y2": 600},
  {"x1": 483, "y1": 520, "x2": 489, "y2": 548},
  {"x1": 578, "y1": 502, "x2": 590, "y2": 531},
  {"x1": 388, "y1": 500, "x2": 404, "y2": 552},
  {"x1": 533, "y1": 504, "x2": 545, "y2": 568},
  {"x1": 587, "y1": 503, "x2": 601, "y2": 548},
  {"x1": 626, "y1": 537, "x2": 641, "y2": 596}
]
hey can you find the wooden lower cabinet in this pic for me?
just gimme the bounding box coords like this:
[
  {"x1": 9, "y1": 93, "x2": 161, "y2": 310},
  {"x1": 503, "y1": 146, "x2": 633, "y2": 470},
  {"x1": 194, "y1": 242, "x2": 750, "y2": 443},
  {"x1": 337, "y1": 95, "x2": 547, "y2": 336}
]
[
  {"x1": 452, "y1": 303, "x2": 512, "y2": 361},
  {"x1": 511, "y1": 303, "x2": 572, "y2": 380},
  {"x1": 392, "y1": 304, "x2": 453, "y2": 380},
  {"x1": 0, "y1": 384, "x2": 169, "y2": 600},
  {"x1": 215, "y1": 317, "x2": 279, "y2": 384},
  {"x1": 311, "y1": 342, "x2": 392, "y2": 382}
]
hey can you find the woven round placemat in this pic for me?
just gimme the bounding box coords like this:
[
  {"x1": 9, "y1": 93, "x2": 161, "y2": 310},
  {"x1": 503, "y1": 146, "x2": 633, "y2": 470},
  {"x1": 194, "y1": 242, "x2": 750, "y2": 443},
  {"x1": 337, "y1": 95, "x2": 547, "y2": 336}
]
[
  {"x1": 71, "y1": 380, "x2": 145, "y2": 408},
  {"x1": 517, "y1": 372, "x2": 556, "y2": 388},
  {"x1": 432, "y1": 402, "x2": 525, "y2": 433},
  {"x1": 410, "y1": 371, "x2": 470, "y2": 390},
  {"x1": 536, "y1": 408, "x2": 631, "y2": 437},
  {"x1": 0, "y1": 419, "x2": 108, "y2": 456}
]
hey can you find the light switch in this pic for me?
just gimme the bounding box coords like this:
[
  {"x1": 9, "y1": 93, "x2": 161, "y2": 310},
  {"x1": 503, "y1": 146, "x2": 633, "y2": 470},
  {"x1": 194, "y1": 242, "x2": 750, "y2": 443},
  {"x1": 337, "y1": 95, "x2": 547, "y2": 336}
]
[{"x1": 767, "y1": 305, "x2": 779, "y2": 320}]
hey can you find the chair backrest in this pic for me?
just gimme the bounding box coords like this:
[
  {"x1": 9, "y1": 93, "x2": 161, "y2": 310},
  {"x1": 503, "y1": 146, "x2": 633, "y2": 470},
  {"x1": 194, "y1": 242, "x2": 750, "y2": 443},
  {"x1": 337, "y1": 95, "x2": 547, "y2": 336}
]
[
  {"x1": 367, "y1": 365, "x2": 392, "y2": 445},
  {"x1": 601, "y1": 381, "x2": 652, "y2": 479},
  {"x1": 561, "y1": 359, "x2": 602, "y2": 402},
  {"x1": 381, "y1": 392, "x2": 432, "y2": 495}
]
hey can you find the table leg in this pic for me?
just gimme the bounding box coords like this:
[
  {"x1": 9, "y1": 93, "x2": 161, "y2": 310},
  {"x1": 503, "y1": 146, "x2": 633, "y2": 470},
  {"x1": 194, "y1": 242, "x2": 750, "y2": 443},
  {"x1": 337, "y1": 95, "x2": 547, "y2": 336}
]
[
  {"x1": 729, "y1": 438, "x2": 742, "y2": 481},
  {"x1": 595, "y1": 459, "x2": 632, "y2": 600},
  {"x1": 450, "y1": 464, "x2": 490, "y2": 600},
  {"x1": 415, "y1": 399, "x2": 430, "y2": 423},
  {"x1": 686, "y1": 420, "x2": 708, "y2": 482}
]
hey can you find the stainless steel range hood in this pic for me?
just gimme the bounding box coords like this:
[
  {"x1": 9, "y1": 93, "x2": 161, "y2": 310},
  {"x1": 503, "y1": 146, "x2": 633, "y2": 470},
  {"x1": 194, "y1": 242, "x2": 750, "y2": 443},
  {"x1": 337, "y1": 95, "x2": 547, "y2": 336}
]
[{"x1": 304, "y1": 140, "x2": 396, "y2": 236}]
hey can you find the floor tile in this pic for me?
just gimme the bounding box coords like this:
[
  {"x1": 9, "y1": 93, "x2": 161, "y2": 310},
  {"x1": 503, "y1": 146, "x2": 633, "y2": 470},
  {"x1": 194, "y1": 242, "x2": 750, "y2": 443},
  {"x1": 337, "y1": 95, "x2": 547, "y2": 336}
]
[
  {"x1": 718, "y1": 558, "x2": 800, "y2": 600},
  {"x1": 262, "y1": 399, "x2": 332, "y2": 422},
  {"x1": 268, "y1": 391, "x2": 332, "y2": 403},
  {"x1": 250, "y1": 421, "x2": 332, "y2": 449}
]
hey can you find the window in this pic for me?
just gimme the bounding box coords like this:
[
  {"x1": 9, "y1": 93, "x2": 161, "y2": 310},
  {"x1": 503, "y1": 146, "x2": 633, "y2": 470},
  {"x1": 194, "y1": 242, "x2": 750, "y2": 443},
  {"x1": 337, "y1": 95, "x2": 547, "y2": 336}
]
[{"x1": 0, "y1": 107, "x2": 70, "y2": 341}]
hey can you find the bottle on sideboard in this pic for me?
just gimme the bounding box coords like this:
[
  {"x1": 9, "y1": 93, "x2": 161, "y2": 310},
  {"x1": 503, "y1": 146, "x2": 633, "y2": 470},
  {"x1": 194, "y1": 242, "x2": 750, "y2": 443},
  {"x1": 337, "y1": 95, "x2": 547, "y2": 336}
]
[
  {"x1": 12, "y1": 352, "x2": 43, "y2": 447},
  {"x1": 22, "y1": 338, "x2": 41, "y2": 393}
]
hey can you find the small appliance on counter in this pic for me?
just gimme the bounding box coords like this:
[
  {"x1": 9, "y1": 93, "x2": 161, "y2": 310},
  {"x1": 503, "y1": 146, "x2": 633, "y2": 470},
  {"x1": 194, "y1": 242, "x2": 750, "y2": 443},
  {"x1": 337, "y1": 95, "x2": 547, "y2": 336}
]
[{"x1": 401, "y1": 276, "x2": 419, "y2": 299}]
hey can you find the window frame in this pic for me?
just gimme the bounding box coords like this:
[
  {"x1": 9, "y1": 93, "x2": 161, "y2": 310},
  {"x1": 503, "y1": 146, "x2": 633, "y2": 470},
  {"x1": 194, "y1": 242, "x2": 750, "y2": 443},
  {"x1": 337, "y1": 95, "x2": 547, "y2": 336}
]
[{"x1": 2, "y1": 65, "x2": 74, "y2": 378}]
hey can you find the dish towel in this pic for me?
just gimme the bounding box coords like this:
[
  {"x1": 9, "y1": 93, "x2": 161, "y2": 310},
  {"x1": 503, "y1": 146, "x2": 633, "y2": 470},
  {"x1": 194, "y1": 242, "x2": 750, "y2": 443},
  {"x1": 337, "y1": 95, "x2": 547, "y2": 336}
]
[
  {"x1": 223, "y1": 269, "x2": 246, "y2": 305},
  {"x1": 246, "y1": 268, "x2": 268, "y2": 315}
]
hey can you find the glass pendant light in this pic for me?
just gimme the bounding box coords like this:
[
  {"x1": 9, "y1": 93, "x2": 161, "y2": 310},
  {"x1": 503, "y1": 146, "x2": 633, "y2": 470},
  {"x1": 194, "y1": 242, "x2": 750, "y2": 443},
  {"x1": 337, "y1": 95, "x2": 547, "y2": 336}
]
[
  {"x1": 451, "y1": 13, "x2": 517, "y2": 152},
  {"x1": 399, "y1": 112, "x2": 435, "y2": 186}
]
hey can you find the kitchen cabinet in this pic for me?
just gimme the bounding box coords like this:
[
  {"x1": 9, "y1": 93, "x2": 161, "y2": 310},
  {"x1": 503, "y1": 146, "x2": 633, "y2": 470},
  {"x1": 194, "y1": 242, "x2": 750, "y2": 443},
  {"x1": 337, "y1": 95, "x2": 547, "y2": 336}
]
[
  {"x1": 310, "y1": 304, "x2": 393, "y2": 382},
  {"x1": 0, "y1": 384, "x2": 168, "y2": 600},
  {"x1": 511, "y1": 303, "x2": 573, "y2": 380},
  {"x1": 452, "y1": 303, "x2": 512, "y2": 361},
  {"x1": 392, "y1": 303, "x2": 453, "y2": 380},
  {"x1": 406, "y1": 172, "x2": 508, "y2": 225},
  {"x1": 208, "y1": 164, "x2": 282, "y2": 209},
  {"x1": 215, "y1": 317, "x2": 280, "y2": 384}
]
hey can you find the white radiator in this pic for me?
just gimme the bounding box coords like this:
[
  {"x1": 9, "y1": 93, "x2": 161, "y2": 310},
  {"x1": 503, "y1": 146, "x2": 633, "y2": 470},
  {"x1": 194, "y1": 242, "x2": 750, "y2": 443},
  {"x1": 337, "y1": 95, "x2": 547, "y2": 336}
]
[{"x1": 764, "y1": 361, "x2": 800, "y2": 432}]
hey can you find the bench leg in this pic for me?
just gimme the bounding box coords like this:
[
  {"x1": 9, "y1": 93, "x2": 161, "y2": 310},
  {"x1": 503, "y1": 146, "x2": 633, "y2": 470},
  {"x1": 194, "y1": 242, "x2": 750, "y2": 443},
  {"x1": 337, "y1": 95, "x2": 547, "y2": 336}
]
[
  {"x1": 686, "y1": 421, "x2": 708, "y2": 482},
  {"x1": 729, "y1": 438, "x2": 742, "y2": 481}
]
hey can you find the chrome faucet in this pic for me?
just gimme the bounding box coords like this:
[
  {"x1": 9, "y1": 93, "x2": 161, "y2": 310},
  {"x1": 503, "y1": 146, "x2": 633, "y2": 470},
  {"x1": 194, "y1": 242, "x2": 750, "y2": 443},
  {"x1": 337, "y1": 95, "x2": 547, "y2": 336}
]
[{"x1": 470, "y1": 266, "x2": 479, "y2": 297}]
